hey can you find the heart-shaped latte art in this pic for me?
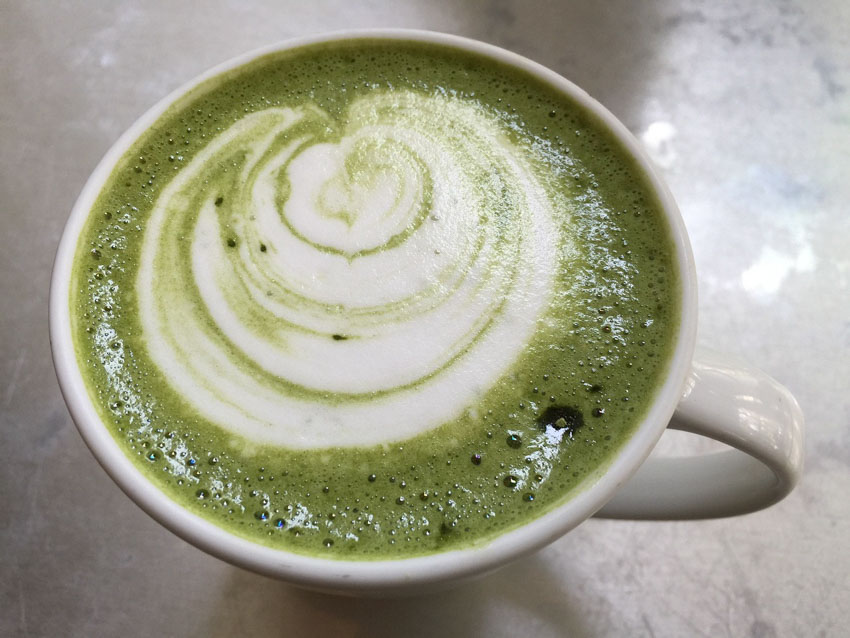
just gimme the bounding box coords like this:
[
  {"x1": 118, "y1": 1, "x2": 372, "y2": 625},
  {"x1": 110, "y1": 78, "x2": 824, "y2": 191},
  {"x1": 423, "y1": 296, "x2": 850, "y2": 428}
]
[
  {"x1": 136, "y1": 91, "x2": 570, "y2": 448},
  {"x1": 288, "y1": 136, "x2": 430, "y2": 257}
]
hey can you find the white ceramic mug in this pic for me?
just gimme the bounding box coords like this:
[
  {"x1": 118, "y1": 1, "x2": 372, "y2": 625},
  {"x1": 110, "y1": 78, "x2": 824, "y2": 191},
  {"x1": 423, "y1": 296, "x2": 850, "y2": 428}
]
[{"x1": 49, "y1": 29, "x2": 804, "y2": 596}]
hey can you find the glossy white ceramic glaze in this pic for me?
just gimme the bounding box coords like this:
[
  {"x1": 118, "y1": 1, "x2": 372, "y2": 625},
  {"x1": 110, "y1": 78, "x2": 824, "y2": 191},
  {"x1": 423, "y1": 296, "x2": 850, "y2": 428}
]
[{"x1": 598, "y1": 347, "x2": 805, "y2": 519}]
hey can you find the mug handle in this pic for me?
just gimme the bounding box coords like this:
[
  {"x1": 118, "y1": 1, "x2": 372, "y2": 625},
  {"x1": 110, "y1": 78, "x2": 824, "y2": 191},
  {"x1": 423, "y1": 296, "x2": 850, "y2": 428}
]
[{"x1": 595, "y1": 348, "x2": 805, "y2": 519}]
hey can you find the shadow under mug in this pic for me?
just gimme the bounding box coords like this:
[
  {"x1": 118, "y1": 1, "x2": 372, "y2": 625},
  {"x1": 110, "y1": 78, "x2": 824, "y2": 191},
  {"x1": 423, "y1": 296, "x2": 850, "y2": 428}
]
[{"x1": 49, "y1": 29, "x2": 804, "y2": 596}]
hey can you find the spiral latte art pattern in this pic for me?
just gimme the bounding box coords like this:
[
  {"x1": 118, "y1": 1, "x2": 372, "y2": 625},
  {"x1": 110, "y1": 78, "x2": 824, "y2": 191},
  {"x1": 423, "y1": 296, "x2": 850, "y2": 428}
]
[{"x1": 137, "y1": 91, "x2": 567, "y2": 448}]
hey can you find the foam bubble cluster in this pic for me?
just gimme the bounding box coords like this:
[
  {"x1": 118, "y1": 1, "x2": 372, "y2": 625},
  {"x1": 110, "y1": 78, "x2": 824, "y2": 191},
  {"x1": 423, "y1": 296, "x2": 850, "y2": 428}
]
[{"x1": 137, "y1": 91, "x2": 567, "y2": 448}]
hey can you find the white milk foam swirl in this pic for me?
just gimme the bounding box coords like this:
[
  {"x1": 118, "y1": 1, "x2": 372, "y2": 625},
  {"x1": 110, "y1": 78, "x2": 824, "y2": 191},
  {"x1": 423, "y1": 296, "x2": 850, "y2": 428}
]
[{"x1": 137, "y1": 91, "x2": 563, "y2": 448}]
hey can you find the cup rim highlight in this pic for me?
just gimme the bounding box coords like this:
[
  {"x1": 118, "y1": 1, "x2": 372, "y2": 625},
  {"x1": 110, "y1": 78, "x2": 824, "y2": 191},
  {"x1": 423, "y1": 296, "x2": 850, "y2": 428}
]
[{"x1": 49, "y1": 28, "x2": 698, "y2": 593}]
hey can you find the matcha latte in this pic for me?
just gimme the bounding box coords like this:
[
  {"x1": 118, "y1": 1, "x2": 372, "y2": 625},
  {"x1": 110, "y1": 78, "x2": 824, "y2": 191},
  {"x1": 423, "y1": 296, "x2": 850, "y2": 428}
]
[{"x1": 69, "y1": 39, "x2": 679, "y2": 558}]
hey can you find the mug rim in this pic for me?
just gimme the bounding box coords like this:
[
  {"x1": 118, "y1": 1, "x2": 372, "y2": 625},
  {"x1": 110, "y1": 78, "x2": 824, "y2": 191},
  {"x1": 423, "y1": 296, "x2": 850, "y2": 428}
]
[{"x1": 49, "y1": 28, "x2": 698, "y2": 593}]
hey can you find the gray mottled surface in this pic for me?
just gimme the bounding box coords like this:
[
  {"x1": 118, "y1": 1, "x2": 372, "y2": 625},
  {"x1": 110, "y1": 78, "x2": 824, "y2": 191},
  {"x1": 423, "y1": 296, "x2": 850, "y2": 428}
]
[{"x1": 1, "y1": 1, "x2": 848, "y2": 636}]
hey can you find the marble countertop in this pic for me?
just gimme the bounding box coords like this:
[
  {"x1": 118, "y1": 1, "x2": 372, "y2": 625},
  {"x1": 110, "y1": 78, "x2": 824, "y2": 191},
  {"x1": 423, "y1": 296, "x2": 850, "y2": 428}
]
[{"x1": 1, "y1": 1, "x2": 847, "y2": 636}]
